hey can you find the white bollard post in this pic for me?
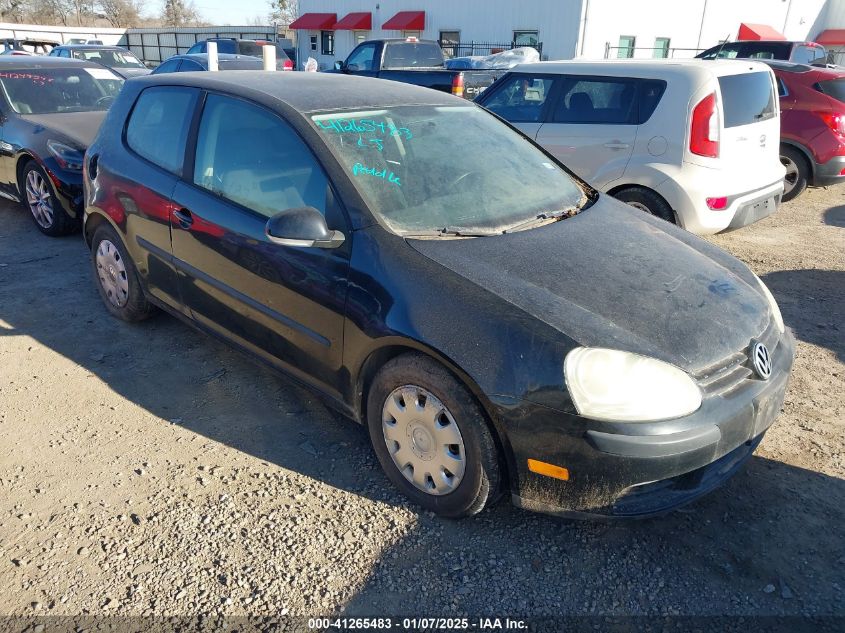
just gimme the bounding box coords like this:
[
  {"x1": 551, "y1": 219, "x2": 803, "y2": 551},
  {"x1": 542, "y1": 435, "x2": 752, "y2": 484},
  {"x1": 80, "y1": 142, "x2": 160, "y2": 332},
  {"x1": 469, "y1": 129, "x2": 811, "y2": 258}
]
[
  {"x1": 263, "y1": 44, "x2": 276, "y2": 71},
  {"x1": 207, "y1": 41, "x2": 218, "y2": 72}
]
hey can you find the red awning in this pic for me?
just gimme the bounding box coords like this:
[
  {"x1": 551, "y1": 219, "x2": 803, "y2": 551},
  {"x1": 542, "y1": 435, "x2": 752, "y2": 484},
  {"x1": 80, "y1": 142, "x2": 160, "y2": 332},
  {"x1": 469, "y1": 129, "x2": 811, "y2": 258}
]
[
  {"x1": 382, "y1": 11, "x2": 425, "y2": 31},
  {"x1": 737, "y1": 23, "x2": 786, "y2": 41},
  {"x1": 289, "y1": 13, "x2": 337, "y2": 30},
  {"x1": 334, "y1": 12, "x2": 372, "y2": 30},
  {"x1": 815, "y1": 29, "x2": 845, "y2": 46}
]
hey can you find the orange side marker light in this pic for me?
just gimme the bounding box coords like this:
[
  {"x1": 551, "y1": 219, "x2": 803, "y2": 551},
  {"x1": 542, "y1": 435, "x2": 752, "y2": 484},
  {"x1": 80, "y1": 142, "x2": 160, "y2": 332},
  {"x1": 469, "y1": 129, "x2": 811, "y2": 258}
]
[{"x1": 527, "y1": 459, "x2": 570, "y2": 481}]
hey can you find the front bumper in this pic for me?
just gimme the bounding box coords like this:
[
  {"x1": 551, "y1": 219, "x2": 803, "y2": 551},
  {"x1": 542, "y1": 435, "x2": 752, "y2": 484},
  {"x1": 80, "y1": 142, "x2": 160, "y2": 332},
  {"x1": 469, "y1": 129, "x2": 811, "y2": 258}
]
[
  {"x1": 812, "y1": 155, "x2": 845, "y2": 187},
  {"x1": 503, "y1": 328, "x2": 795, "y2": 519}
]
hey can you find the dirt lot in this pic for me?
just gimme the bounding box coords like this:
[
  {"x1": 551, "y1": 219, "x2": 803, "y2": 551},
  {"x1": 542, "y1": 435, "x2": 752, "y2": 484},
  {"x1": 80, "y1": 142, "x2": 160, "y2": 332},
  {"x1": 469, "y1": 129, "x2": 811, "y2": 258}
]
[{"x1": 0, "y1": 187, "x2": 843, "y2": 620}]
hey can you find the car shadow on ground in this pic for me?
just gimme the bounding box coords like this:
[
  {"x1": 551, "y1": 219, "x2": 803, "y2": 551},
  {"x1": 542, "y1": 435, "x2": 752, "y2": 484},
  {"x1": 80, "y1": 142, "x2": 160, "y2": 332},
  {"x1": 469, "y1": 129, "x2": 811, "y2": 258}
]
[
  {"x1": 762, "y1": 269, "x2": 845, "y2": 363},
  {"x1": 823, "y1": 205, "x2": 845, "y2": 227},
  {"x1": 0, "y1": 205, "x2": 843, "y2": 617}
]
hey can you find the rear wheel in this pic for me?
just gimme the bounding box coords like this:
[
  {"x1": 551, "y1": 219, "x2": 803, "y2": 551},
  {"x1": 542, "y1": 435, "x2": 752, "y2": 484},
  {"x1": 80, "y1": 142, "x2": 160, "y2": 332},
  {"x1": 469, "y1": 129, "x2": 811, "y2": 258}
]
[
  {"x1": 780, "y1": 146, "x2": 809, "y2": 202},
  {"x1": 21, "y1": 161, "x2": 76, "y2": 236},
  {"x1": 366, "y1": 353, "x2": 501, "y2": 518},
  {"x1": 612, "y1": 186, "x2": 675, "y2": 223},
  {"x1": 90, "y1": 224, "x2": 156, "y2": 322}
]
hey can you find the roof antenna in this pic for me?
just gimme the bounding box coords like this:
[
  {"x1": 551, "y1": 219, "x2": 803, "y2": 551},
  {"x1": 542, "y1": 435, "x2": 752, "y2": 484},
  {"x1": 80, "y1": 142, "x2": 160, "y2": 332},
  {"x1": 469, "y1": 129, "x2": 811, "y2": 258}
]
[{"x1": 712, "y1": 33, "x2": 732, "y2": 58}]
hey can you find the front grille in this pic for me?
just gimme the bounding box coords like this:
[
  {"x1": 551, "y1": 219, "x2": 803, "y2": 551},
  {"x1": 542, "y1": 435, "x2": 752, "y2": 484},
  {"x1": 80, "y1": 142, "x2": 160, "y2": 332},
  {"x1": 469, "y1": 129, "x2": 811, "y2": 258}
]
[{"x1": 692, "y1": 316, "x2": 780, "y2": 397}]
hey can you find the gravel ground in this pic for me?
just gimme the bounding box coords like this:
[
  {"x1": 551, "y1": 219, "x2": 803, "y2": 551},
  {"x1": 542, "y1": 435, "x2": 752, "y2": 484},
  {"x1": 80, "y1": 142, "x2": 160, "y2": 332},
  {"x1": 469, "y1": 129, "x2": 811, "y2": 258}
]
[{"x1": 0, "y1": 186, "x2": 843, "y2": 620}]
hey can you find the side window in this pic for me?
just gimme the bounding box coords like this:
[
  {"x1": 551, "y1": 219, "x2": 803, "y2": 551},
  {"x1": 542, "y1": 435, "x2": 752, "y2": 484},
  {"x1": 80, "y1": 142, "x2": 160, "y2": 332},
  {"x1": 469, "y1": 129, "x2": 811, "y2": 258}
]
[
  {"x1": 60, "y1": 49, "x2": 71, "y2": 58},
  {"x1": 346, "y1": 43, "x2": 377, "y2": 71},
  {"x1": 482, "y1": 74, "x2": 555, "y2": 123},
  {"x1": 126, "y1": 86, "x2": 198, "y2": 175},
  {"x1": 179, "y1": 59, "x2": 204, "y2": 72},
  {"x1": 792, "y1": 46, "x2": 815, "y2": 64},
  {"x1": 554, "y1": 77, "x2": 638, "y2": 124},
  {"x1": 193, "y1": 95, "x2": 328, "y2": 219},
  {"x1": 636, "y1": 79, "x2": 667, "y2": 124},
  {"x1": 187, "y1": 42, "x2": 205, "y2": 54},
  {"x1": 153, "y1": 58, "x2": 182, "y2": 74}
]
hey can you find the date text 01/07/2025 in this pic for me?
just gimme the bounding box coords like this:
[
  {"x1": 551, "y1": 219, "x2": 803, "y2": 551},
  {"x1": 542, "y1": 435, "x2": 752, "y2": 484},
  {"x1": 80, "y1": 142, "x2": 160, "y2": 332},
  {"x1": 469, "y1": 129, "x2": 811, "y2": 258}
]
[
  {"x1": 307, "y1": 617, "x2": 529, "y2": 630},
  {"x1": 352, "y1": 162, "x2": 402, "y2": 187}
]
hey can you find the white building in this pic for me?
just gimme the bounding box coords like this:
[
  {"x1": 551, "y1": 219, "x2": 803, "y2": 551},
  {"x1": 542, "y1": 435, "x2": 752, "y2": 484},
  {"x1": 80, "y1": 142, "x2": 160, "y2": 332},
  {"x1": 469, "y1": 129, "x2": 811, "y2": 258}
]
[{"x1": 293, "y1": 0, "x2": 845, "y2": 69}]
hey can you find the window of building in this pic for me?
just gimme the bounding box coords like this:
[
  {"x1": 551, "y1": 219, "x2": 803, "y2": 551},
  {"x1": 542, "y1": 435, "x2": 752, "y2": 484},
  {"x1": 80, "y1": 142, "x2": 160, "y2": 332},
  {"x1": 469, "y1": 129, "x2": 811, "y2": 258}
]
[
  {"x1": 309, "y1": 35, "x2": 318, "y2": 52},
  {"x1": 321, "y1": 30, "x2": 334, "y2": 55},
  {"x1": 440, "y1": 30, "x2": 460, "y2": 58},
  {"x1": 193, "y1": 95, "x2": 328, "y2": 219},
  {"x1": 513, "y1": 30, "x2": 539, "y2": 47},
  {"x1": 617, "y1": 35, "x2": 635, "y2": 58},
  {"x1": 354, "y1": 30, "x2": 368, "y2": 46},
  {"x1": 654, "y1": 37, "x2": 670, "y2": 59},
  {"x1": 126, "y1": 86, "x2": 198, "y2": 175}
]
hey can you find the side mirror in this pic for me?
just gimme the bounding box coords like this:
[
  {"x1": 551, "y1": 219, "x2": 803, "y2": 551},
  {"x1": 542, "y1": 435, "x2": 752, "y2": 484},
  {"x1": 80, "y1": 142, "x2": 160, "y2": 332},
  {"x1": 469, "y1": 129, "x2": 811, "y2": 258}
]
[
  {"x1": 265, "y1": 206, "x2": 345, "y2": 249},
  {"x1": 334, "y1": 60, "x2": 345, "y2": 71}
]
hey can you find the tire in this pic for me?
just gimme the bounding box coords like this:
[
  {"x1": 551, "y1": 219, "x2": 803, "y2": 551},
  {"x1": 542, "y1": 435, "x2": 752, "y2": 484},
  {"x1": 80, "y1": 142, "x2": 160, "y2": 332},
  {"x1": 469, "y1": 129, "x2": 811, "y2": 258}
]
[
  {"x1": 21, "y1": 160, "x2": 77, "y2": 237},
  {"x1": 366, "y1": 353, "x2": 501, "y2": 518},
  {"x1": 780, "y1": 145, "x2": 809, "y2": 202},
  {"x1": 90, "y1": 223, "x2": 156, "y2": 322},
  {"x1": 612, "y1": 186, "x2": 676, "y2": 223}
]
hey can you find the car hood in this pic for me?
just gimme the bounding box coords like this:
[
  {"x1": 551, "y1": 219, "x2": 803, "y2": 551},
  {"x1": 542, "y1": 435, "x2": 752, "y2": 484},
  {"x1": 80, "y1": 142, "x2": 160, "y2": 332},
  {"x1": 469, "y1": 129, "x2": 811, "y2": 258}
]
[
  {"x1": 408, "y1": 197, "x2": 770, "y2": 373},
  {"x1": 21, "y1": 111, "x2": 107, "y2": 149}
]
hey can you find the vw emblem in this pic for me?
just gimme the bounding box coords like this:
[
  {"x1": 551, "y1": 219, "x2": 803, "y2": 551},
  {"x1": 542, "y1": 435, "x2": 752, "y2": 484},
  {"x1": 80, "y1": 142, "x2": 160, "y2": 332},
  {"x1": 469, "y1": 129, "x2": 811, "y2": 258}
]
[{"x1": 752, "y1": 341, "x2": 772, "y2": 380}]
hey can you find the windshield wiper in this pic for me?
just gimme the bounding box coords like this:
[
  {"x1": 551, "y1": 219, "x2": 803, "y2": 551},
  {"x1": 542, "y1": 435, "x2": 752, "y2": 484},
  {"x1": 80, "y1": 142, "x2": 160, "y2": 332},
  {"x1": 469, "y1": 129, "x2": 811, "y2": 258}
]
[
  {"x1": 403, "y1": 226, "x2": 499, "y2": 238},
  {"x1": 502, "y1": 208, "x2": 577, "y2": 234}
]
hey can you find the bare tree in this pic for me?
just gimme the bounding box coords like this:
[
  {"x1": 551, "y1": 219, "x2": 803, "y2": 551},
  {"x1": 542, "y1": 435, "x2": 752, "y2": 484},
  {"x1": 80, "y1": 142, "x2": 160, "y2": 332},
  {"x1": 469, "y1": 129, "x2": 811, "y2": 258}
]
[
  {"x1": 162, "y1": 0, "x2": 199, "y2": 27},
  {"x1": 268, "y1": 0, "x2": 296, "y2": 26},
  {"x1": 97, "y1": 0, "x2": 141, "y2": 27},
  {"x1": 28, "y1": 0, "x2": 75, "y2": 26},
  {"x1": 0, "y1": 0, "x2": 27, "y2": 22}
]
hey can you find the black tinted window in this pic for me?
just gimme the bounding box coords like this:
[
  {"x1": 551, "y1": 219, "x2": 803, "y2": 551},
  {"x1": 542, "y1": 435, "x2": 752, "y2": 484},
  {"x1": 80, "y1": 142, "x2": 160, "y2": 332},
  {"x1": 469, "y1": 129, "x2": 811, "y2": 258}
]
[
  {"x1": 179, "y1": 59, "x2": 204, "y2": 71},
  {"x1": 817, "y1": 78, "x2": 845, "y2": 105},
  {"x1": 700, "y1": 42, "x2": 791, "y2": 60},
  {"x1": 382, "y1": 42, "x2": 445, "y2": 68},
  {"x1": 554, "y1": 77, "x2": 638, "y2": 124},
  {"x1": 126, "y1": 87, "x2": 197, "y2": 174},
  {"x1": 152, "y1": 58, "x2": 181, "y2": 74},
  {"x1": 718, "y1": 72, "x2": 776, "y2": 128},
  {"x1": 193, "y1": 95, "x2": 328, "y2": 218},
  {"x1": 482, "y1": 74, "x2": 554, "y2": 123}
]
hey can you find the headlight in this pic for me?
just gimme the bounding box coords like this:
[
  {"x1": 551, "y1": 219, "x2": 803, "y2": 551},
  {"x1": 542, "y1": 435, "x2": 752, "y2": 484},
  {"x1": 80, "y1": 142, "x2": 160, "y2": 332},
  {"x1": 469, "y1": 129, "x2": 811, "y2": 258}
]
[
  {"x1": 752, "y1": 273, "x2": 785, "y2": 334},
  {"x1": 47, "y1": 140, "x2": 84, "y2": 172},
  {"x1": 564, "y1": 347, "x2": 702, "y2": 422}
]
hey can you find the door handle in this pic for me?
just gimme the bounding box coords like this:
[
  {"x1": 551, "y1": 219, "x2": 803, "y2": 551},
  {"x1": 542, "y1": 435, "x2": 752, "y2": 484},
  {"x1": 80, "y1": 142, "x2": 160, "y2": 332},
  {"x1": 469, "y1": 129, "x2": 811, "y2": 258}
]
[
  {"x1": 173, "y1": 208, "x2": 193, "y2": 228},
  {"x1": 603, "y1": 142, "x2": 630, "y2": 150}
]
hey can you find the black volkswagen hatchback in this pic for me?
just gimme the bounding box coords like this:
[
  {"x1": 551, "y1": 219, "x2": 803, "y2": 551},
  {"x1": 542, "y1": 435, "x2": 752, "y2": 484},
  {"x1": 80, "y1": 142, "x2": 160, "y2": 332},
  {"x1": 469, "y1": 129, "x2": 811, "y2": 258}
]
[
  {"x1": 84, "y1": 72, "x2": 794, "y2": 519},
  {"x1": 0, "y1": 57, "x2": 123, "y2": 235}
]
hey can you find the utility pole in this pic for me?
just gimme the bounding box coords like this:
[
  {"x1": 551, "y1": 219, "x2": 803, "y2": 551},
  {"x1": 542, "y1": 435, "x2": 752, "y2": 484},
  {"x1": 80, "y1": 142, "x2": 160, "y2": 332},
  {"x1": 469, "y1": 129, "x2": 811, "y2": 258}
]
[{"x1": 697, "y1": 0, "x2": 709, "y2": 49}]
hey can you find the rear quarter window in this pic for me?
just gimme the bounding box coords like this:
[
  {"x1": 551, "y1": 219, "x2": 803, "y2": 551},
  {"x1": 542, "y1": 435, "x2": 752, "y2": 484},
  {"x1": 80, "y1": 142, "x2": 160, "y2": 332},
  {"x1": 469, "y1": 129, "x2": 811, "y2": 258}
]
[
  {"x1": 125, "y1": 86, "x2": 198, "y2": 174},
  {"x1": 718, "y1": 72, "x2": 776, "y2": 128},
  {"x1": 815, "y1": 78, "x2": 845, "y2": 105}
]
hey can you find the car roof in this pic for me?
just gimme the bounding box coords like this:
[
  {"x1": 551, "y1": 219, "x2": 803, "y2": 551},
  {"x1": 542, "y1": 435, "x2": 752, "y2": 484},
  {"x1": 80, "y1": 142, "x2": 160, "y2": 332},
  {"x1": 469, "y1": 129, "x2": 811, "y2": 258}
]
[
  {"x1": 132, "y1": 71, "x2": 459, "y2": 112},
  {"x1": 0, "y1": 56, "x2": 104, "y2": 69},
  {"x1": 761, "y1": 59, "x2": 814, "y2": 73},
  {"x1": 176, "y1": 53, "x2": 259, "y2": 61},
  {"x1": 514, "y1": 58, "x2": 773, "y2": 79},
  {"x1": 55, "y1": 44, "x2": 127, "y2": 50}
]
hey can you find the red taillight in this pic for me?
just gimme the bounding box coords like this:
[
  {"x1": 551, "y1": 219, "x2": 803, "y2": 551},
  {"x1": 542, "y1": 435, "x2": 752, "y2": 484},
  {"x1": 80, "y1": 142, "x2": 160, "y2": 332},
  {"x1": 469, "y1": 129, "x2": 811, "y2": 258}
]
[
  {"x1": 706, "y1": 196, "x2": 729, "y2": 210},
  {"x1": 690, "y1": 92, "x2": 720, "y2": 158},
  {"x1": 283, "y1": 59, "x2": 293, "y2": 71},
  {"x1": 451, "y1": 72, "x2": 464, "y2": 98},
  {"x1": 818, "y1": 112, "x2": 845, "y2": 136}
]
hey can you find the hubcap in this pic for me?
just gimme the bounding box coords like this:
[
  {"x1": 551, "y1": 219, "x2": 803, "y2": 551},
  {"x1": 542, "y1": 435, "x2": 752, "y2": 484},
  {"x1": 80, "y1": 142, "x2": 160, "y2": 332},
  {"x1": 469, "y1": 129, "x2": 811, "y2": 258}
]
[
  {"x1": 780, "y1": 155, "x2": 799, "y2": 196},
  {"x1": 25, "y1": 170, "x2": 54, "y2": 229},
  {"x1": 381, "y1": 385, "x2": 466, "y2": 496},
  {"x1": 95, "y1": 239, "x2": 129, "y2": 308}
]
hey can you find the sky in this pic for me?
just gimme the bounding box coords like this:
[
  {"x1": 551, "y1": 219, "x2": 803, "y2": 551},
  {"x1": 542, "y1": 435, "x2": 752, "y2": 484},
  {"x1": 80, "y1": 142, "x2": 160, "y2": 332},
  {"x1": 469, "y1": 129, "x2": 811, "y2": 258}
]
[{"x1": 189, "y1": 0, "x2": 275, "y2": 25}]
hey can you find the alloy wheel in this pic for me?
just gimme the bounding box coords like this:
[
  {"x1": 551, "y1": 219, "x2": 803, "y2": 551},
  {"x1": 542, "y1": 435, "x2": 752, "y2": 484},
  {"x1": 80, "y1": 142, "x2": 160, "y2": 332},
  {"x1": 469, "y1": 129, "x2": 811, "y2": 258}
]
[
  {"x1": 381, "y1": 385, "x2": 466, "y2": 496},
  {"x1": 95, "y1": 239, "x2": 130, "y2": 308},
  {"x1": 780, "y1": 155, "x2": 799, "y2": 197},
  {"x1": 25, "y1": 170, "x2": 54, "y2": 229}
]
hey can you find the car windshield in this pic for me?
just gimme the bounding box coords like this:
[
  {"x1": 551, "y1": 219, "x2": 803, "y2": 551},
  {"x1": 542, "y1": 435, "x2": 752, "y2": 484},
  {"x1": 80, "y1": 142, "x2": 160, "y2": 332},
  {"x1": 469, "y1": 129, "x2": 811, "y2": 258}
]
[
  {"x1": 73, "y1": 49, "x2": 145, "y2": 68},
  {"x1": 700, "y1": 42, "x2": 791, "y2": 60},
  {"x1": 0, "y1": 67, "x2": 123, "y2": 114},
  {"x1": 311, "y1": 105, "x2": 588, "y2": 235}
]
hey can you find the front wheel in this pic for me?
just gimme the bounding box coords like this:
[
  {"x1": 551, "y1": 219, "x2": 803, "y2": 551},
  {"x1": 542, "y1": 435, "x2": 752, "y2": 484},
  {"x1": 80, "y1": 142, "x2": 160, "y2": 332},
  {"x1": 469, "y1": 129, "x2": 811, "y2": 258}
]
[
  {"x1": 21, "y1": 161, "x2": 76, "y2": 236},
  {"x1": 366, "y1": 353, "x2": 501, "y2": 518},
  {"x1": 612, "y1": 186, "x2": 676, "y2": 224}
]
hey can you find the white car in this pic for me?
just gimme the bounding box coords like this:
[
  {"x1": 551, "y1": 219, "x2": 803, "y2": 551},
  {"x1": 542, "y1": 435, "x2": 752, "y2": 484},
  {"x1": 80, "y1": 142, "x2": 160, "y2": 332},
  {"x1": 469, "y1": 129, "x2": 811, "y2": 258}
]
[{"x1": 477, "y1": 59, "x2": 786, "y2": 234}]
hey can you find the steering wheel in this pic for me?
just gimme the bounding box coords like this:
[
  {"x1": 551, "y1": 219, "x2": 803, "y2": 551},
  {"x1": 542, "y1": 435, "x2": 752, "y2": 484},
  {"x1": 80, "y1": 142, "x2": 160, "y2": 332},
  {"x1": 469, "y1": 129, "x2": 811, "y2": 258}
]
[{"x1": 95, "y1": 95, "x2": 115, "y2": 108}]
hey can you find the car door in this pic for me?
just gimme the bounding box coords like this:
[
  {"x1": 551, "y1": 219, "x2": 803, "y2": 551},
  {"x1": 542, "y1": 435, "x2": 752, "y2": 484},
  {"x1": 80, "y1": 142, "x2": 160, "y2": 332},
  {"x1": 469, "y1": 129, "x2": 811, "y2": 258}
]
[
  {"x1": 478, "y1": 73, "x2": 558, "y2": 140},
  {"x1": 535, "y1": 75, "x2": 638, "y2": 188},
  {"x1": 120, "y1": 85, "x2": 200, "y2": 310},
  {"x1": 0, "y1": 94, "x2": 15, "y2": 196},
  {"x1": 169, "y1": 93, "x2": 351, "y2": 393}
]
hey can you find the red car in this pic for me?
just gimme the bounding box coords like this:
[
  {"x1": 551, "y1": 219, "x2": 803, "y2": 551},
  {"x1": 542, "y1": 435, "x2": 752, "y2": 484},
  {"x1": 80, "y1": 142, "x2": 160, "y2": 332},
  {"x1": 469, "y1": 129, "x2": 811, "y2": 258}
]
[{"x1": 766, "y1": 60, "x2": 845, "y2": 201}]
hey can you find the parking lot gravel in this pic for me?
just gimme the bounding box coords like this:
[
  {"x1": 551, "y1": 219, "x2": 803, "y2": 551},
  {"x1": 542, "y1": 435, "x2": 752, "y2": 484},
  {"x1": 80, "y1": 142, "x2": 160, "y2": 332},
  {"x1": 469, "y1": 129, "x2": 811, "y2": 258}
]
[{"x1": 0, "y1": 187, "x2": 842, "y2": 620}]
